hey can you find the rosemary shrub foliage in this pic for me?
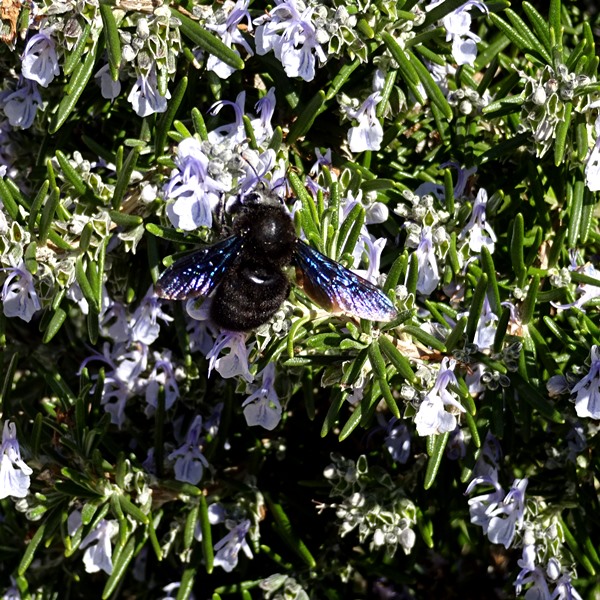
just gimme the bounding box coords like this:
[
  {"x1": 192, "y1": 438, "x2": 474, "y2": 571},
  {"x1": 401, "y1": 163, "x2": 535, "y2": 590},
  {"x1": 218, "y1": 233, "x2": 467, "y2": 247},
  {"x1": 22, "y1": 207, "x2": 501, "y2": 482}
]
[{"x1": 1, "y1": 0, "x2": 600, "y2": 597}]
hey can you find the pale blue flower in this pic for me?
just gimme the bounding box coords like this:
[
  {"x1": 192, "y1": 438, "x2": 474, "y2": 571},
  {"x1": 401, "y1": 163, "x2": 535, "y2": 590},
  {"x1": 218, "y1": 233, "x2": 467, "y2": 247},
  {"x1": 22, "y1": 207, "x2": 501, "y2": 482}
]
[
  {"x1": 462, "y1": 296, "x2": 497, "y2": 351},
  {"x1": 2, "y1": 80, "x2": 42, "y2": 129},
  {"x1": 413, "y1": 226, "x2": 440, "y2": 296},
  {"x1": 345, "y1": 92, "x2": 383, "y2": 152},
  {"x1": 1, "y1": 576, "x2": 20, "y2": 600},
  {"x1": 383, "y1": 417, "x2": 411, "y2": 464},
  {"x1": 131, "y1": 286, "x2": 173, "y2": 345},
  {"x1": 471, "y1": 431, "x2": 502, "y2": 478},
  {"x1": 82, "y1": 341, "x2": 149, "y2": 427},
  {"x1": 466, "y1": 470, "x2": 505, "y2": 532},
  {"x1": 164, "y1": 137, "x2": 227, "y2": 230},
  {"x1": 467, "y1": 475, "x2": 528, "y2": 548},
  {"x1": 204, "y1": 402, "x2": 223, "y2": 438},
  {"x1": 485, "y1": 477, "x2": 528, "y2": 547},
  {"x1": 570, "y1": 345, "x2": 600, "y2": 419},
  {"x1": 0, "y1": 421, "x2": 33, "y2": 499},
  {"x1": 446, "y1": 427, "x2": 468, "y2": 460},
  {"x1": 255, "y1": 0, "x2": 327, "y2": 82},
  {"x1": 427, "y1": 0, "x2": 488, "y2": 66},
  {"x1": 251, "y1": 87, "x2": 276, "y2": 144},
  {"x1": 551, "y1": 573, "x2": 583, "y2": 600},
  {"x1": 207, "y1": 331, "x2": 254, "y2": 383},
  {"x1": 206, "y1": 0, "x2": 253, "y2": 79},
  {"x1": 414, "y1": 358, "x2": 464, "y2": 436},
  {"x1": 242, "y1": 362, "x2": 282, "y2": 430},
  {"x1": 95, "y1": 64, "x2": 121, "y2": 100},
  {"x1": 208, "y1": 91, "x2": 255, "y2": 144},
  {"x1": 168, "y1": 415, "x2": 209, "y2": 484},
  {"x1": 127, "y1": 66, "x2": 170, "y2": 117},
  {"x1": 448, "y1": 162, "x2": 477, "y2": 198},
  {"x1": 305, "y1": 147, "x2": 332, "y2": 196},
  {"x1": 1, "y1": 262, "x2": 41, "y2": 322},
  {"x1": 21, "y1": 31, "x2": 60, "y2": 87},
  {"x1": 585, "y1": 116, "x2": 600, "y2": 192},
  {"x1": 352, "y1": 235, "x2": 387, "y2": 284},
  {"x1": 162, "y1": 582, "x2": 196, "y2": 600},
  {"x1": 514, "y1": 544, "x2": 552, "y2": 599},
  {"x1": 80, "y1": 519, "x2": 118, "y2": 574},
  {"x1": 213, "y1": 519, "x2": 253, "y2": 572},
  {"x1": 459, "y1": 188, "x2": 496, "y2": 254},
  {"x1": 101, "y1": 298, "x2": 130, "y2": 342},
  {"x1": 145, "y1": 350, "x2": 180, "y2": 413}
]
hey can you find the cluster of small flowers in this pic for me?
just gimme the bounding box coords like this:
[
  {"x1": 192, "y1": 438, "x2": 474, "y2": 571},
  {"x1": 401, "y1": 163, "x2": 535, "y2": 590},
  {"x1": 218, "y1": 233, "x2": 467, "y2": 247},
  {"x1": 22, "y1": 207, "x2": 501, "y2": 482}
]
[
  {"x1": 111, "y1": 7, "x2": 181, "y2": 117},
  {"x1": 323, "y1": 454, "x2": 417, "y2": 558},
  {"x1": 64, "y1": 477, "x2": 255, "y2": 576},
  {"x1": 163, "y1": 88, "x2": 278, "y2": 232},
  {"x1": 78, "y1": 286, "x2": 178, "y2": 427},
  {"x1": 335, "y1": 0, "x2": 492, "y2": 154},
  {"x1": 394, "y1": 167, "x2": 496, "y2": 298},
  {"x1": 259, "y1": 573, "x2": 310, "y2": 600},
  {"x1": 518, "y1": 63, "x2": 598, "y2": 163},
  {"x1": 467, "y1": 434, "x2": 582, "y2": 600},
  {"x1": 447, "y1": 87, "x2": 490, "y2": 115},
  {"x1": 0, "y1": 210, "x2": 43, "y2": 322},
  {"x1": 0, "y1": 0, "x2": 183, "y2": 125}
]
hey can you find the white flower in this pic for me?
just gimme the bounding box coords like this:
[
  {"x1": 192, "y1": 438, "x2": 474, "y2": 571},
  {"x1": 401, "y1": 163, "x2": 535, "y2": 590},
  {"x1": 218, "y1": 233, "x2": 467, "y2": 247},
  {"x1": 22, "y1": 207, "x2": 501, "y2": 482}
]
[{"x1": 0, "y1": 421, "x2": 33, "y2": 499}]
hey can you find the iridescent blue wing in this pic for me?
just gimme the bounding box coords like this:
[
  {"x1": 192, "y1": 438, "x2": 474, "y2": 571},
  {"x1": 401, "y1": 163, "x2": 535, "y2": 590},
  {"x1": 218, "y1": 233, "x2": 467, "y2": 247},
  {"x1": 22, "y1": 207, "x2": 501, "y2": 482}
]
[
  {"x1": 293, "y1": 240, "x2": 397, "y2": 322},
  {"x1": 156, "y1": 235, "x2": 243, "y2": 300}
]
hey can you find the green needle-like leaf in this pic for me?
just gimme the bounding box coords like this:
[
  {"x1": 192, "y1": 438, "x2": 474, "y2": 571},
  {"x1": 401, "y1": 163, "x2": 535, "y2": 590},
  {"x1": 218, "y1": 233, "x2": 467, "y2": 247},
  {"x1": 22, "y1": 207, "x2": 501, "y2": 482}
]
[
  {"x1": 51, "y1": 39, "x2": 98, "y2": 134},
  {"x1": 173, "y1": 9, "x2": 244, "y2": 71}
]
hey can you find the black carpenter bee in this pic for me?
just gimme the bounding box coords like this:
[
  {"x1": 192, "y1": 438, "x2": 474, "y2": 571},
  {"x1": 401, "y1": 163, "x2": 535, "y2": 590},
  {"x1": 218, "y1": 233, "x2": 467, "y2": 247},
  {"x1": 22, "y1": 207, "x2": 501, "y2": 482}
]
[{"x1": 155, "y1": 194, "x2": 397, "y2": 331}]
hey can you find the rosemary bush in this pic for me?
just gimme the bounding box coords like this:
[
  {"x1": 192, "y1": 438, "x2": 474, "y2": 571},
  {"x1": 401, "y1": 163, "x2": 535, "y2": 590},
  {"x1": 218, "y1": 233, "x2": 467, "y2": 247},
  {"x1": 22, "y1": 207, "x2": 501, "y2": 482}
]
[{"x1": 1, "y1": 0, "x2": 600, "y2": 598}]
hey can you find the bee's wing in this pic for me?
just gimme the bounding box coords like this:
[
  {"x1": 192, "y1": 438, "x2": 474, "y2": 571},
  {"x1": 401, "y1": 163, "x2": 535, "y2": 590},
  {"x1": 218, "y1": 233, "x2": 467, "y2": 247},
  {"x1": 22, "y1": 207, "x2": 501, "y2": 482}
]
[
  {"x1": 293, "y1": 240, "x2": 397, "y2": 322},
  {"x1": 156, "y1": 235, "x2": 243, "y2": 300}
]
